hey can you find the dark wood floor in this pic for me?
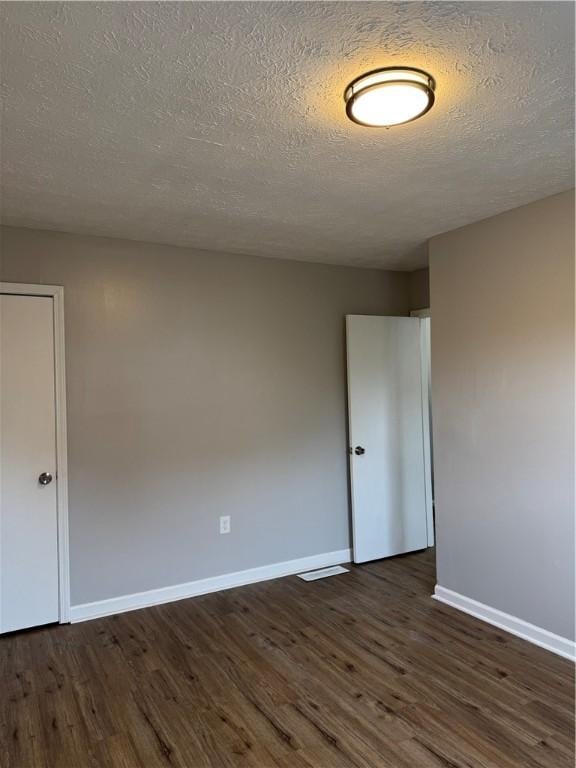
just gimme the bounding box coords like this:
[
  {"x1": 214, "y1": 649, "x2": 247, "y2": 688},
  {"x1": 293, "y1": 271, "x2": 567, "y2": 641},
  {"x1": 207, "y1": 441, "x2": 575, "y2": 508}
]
[{"x1": 1, "y1": 549, "x2": 574, "y2": 768}]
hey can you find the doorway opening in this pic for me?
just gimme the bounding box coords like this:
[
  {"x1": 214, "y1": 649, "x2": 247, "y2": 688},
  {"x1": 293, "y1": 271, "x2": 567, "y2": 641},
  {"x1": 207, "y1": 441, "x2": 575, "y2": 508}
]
[
  {"x1": 346, "y1": 313, "x2": 434, "y2": 565},
  {"x1": 0, "y1": 282, "x2": 70, "y2": 632}
]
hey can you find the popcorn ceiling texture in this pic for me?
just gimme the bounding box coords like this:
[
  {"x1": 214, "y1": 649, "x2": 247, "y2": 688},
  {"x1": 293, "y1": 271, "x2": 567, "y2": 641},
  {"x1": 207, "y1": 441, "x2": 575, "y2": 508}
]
[{"x1": 0, "y1": 1, "x2": 574, "y2": 269}]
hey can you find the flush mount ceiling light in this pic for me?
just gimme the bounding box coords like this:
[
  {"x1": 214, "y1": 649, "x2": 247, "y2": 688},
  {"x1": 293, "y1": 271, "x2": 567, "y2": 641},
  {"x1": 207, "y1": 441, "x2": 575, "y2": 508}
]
[{"x1": 344, "y1": 67, "x2": 435, "y2": 127}]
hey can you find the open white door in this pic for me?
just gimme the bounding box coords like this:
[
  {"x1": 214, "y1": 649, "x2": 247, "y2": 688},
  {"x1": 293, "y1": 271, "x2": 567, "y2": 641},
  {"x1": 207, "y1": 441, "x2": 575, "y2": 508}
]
[
  {"x1": 1, "y1": 293, "x2": 61, "y2": 632},
  {"x1": 346, "y1": 315, "x2": 431, "y2": 563}
]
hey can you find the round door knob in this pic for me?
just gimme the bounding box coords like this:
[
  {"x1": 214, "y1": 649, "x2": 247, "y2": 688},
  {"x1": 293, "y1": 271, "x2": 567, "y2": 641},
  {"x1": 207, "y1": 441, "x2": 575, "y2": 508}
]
[
  {"x1": 38, "y1": 472, "x2": 53, "y2": 486},
  {"x1": 354, "y1": 446, "x2": 365, "y2": 456}
]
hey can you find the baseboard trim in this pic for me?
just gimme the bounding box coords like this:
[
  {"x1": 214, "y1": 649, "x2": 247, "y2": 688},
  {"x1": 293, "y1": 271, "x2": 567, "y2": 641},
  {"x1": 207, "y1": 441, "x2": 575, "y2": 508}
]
[
  {"x1": 432, "y1": 585, "x2": 575, "y2": 662},
  {"x1": 70, "y1": 549, "x2": 352, "y2": 623}
]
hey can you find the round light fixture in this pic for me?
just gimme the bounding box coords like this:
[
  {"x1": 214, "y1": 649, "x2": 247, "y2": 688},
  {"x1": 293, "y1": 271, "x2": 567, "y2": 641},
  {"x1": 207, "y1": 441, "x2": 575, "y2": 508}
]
[{"x1": 344, "y1": 67, "x2": 435, "y2": 127}]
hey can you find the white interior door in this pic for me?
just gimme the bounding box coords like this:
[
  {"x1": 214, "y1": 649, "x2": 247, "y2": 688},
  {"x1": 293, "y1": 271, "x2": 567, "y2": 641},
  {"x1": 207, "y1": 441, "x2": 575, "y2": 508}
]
[
  {"x1": 346, "y1": 315, "x2": 430, "y2": 563},
  {"x1": 1, "y1": 294, "x2": 60, "y2": 632}
]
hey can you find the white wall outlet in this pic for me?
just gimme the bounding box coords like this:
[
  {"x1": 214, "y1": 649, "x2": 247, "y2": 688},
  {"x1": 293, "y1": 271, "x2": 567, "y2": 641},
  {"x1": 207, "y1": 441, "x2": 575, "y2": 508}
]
[{"x1": 219, "y1": 515, "x2": 231, "y2": 535}]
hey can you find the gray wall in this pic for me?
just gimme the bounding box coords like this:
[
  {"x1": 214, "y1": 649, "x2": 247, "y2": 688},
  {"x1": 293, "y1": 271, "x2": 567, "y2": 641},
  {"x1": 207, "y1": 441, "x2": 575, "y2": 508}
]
[
  {"x1": 409, "y1": 268, "x2": 430, "y2": 311},
  {"x1": 0, "y1": 226, "x2": 410, "y2": 604},
  {"x1": 430, "y1": 190, "x2": 575, "y2": 639}
]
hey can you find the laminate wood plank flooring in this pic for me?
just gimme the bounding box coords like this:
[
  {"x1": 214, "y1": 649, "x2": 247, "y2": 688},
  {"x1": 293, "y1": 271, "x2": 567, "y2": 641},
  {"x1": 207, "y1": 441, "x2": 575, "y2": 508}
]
[{"x1": 1, "y1": 549, "x2": 574, "y2": 767}]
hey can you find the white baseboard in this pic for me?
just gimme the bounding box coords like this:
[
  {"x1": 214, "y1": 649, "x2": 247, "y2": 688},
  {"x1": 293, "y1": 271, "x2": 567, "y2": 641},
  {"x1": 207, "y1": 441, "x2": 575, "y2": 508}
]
[
  {"x1": 70, "y1": 549, "x2": 352, "y2": 623},
  {"x1": 432, "y1": 585, "x2": 575, "y2": 662}
]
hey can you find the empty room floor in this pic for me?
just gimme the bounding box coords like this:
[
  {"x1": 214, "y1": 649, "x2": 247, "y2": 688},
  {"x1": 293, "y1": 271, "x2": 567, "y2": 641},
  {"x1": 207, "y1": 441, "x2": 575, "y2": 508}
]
[{"x1": 1, "y1": 550, "x2": 573, "y2": 768}]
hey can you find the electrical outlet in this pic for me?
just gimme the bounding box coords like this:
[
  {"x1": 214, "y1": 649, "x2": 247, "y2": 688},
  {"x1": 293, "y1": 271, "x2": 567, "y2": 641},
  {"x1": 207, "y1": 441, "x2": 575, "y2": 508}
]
[{"x1": 219, "y1": 515, "x2": 231, "y2": 535}]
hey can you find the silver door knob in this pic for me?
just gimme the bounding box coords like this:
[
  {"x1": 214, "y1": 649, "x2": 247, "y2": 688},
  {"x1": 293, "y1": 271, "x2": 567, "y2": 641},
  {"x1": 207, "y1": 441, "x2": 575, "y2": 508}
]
[{"x1": 38, "y1": 472, "x2": 53, "y2": 485}]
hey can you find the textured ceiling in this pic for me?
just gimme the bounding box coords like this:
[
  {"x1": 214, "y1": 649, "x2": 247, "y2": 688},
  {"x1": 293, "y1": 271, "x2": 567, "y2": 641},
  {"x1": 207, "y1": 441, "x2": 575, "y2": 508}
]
[{"x1": 1, "y1": 2, "x2": 574, "y2": 269}]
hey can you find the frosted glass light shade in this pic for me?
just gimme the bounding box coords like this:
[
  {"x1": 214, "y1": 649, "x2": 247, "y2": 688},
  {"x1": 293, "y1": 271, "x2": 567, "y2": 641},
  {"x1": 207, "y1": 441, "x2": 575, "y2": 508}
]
[{"x1": 345, "y1": 68, "x2": 435, "y2": 127}]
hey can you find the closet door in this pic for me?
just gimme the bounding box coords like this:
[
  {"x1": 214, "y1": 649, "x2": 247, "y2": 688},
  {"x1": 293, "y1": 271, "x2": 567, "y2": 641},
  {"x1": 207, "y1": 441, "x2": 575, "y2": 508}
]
[
  {"x1": 346, "y1": 315, "x2": 430, "y2": 563},
  {"x1": 1, "y1": 294, "x2": 59, "y2": 632}
]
